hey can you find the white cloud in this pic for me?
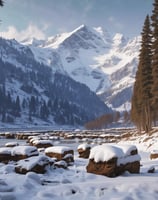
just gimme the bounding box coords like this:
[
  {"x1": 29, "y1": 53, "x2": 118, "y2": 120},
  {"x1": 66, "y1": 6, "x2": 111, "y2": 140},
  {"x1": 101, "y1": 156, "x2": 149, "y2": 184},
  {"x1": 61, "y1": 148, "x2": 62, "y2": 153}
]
[{"x1": 0, "y1": 23, "x2": 46, "y2": 41}]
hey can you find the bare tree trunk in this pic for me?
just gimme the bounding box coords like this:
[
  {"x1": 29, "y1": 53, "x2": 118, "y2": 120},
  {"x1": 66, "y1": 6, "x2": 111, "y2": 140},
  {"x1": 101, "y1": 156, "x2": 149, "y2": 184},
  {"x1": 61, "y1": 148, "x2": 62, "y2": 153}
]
[{"x1": 143, "y1": 101, "x2": 152, "y2": 134}]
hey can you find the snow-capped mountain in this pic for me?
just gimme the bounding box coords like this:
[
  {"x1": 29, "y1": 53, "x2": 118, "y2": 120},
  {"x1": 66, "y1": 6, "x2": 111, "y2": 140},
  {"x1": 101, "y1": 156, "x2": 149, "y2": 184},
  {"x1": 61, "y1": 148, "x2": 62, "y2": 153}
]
[
  {"x1": 22, "y1": 24, "x2": 140, "y2": 111},
  {"x1": 23, "y1": 25, "x2": 112, "y2": 93},
  {"x1": 0, "y1": 37, "x2": 112, "y2": 127},
  {"x1": 0, "y1": 23, "x2": 141, "y2": 129}
]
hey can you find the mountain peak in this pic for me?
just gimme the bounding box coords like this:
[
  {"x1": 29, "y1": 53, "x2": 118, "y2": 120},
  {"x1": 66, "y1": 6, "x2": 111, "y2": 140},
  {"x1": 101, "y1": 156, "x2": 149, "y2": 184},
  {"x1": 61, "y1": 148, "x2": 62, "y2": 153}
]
[
  {"x1": 39, "y1": 24, "x2": 110, "y2": 51},
  {"x1": 72, "y1": 24, "x2": 108, "y2": 39},
  {"x1": 21, "y1": 37, "x2": 44, "y2": 46},
  {"x1": 72, "y1": 24, "x2": 88, "y2": 32},
  {"x1": 113, "y1": 33, "x2": 127, "y2": 47}
]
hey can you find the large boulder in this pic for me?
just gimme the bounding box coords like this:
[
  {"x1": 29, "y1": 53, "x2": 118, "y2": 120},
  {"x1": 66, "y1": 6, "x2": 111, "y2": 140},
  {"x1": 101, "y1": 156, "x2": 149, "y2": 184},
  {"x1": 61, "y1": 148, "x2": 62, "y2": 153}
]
[
  {"x1": 16, "y1": 132, "x2": 39, "y2": 140},
  {"x1": 15, "y1": 155, "x2": 54, "y2": 174},
  {"x1": 45, "y1": 146, "x2": 74, "y2": 165},
  {"x1": 0, "y1": 147, "x2": 12, "y2": 164},
  {"x1": 11, "y1": 146, "x2": 39, "y2": 161},
  {"x1": 117, "y1": 144, "x2": 140, "y2": 174},
  {"x1": 0, "y1": 146, "x2": 39, "y2": 163},
  {"x1": 150, "y1": 150, "x2": 158, "y2": 159},
  {"x1": 5, "y1": 142, "x2": 19, "y2": 147},
  {"x1": 87, "y1": 157, "x2": 118, "y2": 177},
  {"x1": 5, "y1": 132, "x2": 16, "y2": 139},
  {"x1": 86, "y1": 144, "x2": 141, "y2": 177},
  {"x1": 31, "y1": 139, "x2": 53, "y2": 148},
  {"x1": 77, "y1": 143, "x2": 91, "y2": 158}
]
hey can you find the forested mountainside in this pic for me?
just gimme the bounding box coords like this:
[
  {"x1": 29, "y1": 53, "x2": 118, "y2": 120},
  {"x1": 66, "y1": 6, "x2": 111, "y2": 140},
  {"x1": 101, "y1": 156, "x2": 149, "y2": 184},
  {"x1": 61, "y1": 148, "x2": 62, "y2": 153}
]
[{"x1": 0, "y1": 38, "x2": 111, "y2": 126}]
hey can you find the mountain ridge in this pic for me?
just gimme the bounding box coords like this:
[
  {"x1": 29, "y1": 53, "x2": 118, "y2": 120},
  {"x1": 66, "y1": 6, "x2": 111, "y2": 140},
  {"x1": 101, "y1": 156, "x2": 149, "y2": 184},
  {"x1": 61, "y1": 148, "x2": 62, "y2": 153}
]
[
  {"x1": 0, "y1": 23, "x2": 141, "y2": 130},
  {"x1": 21, "y1": 24, "x2": 140, "y2": 111},
  {"x1": 0, "y1": 36, "x2": 112, "y2": 127}
]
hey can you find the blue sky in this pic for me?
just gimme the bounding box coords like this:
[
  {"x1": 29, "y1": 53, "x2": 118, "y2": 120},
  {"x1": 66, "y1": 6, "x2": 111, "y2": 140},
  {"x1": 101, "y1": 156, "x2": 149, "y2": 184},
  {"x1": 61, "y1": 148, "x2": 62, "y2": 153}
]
[{"x1": 0, "y1": 0, "x2": 154, "y2": 41}]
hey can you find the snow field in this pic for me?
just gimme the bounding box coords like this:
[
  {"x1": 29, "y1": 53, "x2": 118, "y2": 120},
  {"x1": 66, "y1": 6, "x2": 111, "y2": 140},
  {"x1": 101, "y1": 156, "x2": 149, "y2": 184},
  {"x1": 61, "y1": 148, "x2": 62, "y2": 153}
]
[{"x1": 0, "y1": 129, "x2": 158, "y2": 199}]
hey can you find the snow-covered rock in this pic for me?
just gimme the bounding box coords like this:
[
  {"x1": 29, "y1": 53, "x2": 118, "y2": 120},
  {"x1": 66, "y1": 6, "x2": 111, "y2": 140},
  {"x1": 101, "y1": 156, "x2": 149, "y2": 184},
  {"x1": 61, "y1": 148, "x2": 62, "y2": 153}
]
[
  {"x1": 77, "y1": 143, "x2": 91, "y2": 158},
  {"x1": 0, "y1": 145, "x2": 39, "y2": 163},
  {"x1": 31, "y1": 139, "x2": 53, "y2": 148},
  {"x1": 11, "y1": 146, "x2": 39, "y2": 157},
  {"x1": 15, "y1": 155, "x2": 54, "y2": 174},
  {"x1": 77, "y1": 143, "x2": 91, "y2": 151},
  {"x1": 45, "y1": 146, "x2": 73, "y2": 154},
  {"x1": 89, "y1": 144, "x2": 124, "y2": 163},
  {"x1": 87, "y1": 144, "x2": 140, "y2": 177},
  {"x1": 45, "y1": 146, "x2": 74, "y2": 164},
  {"x1": 0, "y1": 147, "x2": 12, "y2": 163},
  {"x1": 5, "y1": 142, "x2": 19, "y2": 147}
]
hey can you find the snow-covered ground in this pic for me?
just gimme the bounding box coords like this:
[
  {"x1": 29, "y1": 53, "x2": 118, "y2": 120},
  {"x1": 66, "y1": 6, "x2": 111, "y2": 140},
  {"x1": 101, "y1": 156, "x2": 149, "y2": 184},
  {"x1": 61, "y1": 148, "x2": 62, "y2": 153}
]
[{"x1": 0, "y1": 129, "x2": 158, "y2": 200}]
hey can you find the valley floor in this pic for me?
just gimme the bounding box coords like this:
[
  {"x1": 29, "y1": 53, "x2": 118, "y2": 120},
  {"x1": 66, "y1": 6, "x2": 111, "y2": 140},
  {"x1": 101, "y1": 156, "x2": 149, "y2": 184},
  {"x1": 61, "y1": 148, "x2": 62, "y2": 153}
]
[{"x1": 0, "y1": 128, "x2": 158, "y2": 200}]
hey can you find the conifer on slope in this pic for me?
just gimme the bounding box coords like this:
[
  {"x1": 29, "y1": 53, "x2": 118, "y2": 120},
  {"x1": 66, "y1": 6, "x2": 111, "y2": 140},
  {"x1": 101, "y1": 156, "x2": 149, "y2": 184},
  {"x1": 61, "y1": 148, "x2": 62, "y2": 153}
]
[{"x1": 131, "y1": 15, "x2": 152, "y2": 132}]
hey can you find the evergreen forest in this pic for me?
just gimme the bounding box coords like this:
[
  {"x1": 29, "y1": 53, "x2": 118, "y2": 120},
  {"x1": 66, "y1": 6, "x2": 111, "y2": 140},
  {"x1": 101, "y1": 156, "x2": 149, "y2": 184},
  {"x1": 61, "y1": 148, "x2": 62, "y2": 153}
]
[{"x1": 131, "y1": 0, "x2": 158, "y2": 133}]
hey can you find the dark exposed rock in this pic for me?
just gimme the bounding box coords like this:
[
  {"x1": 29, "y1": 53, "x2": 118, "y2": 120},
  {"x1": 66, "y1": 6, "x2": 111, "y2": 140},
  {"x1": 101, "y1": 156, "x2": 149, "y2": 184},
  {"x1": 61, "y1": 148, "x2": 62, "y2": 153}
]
[
  {"x1": 150, "y1": 152, "x2": 158, "y2": 160},
  {"x1": 0, "y1": 148, "x2": 13, "y2": 164},
  {"x1": 54, "y1": 160, "x2": 67, "y2": 169},
  {"x1": 5, "y1": 132, "x2": 16, "y2": 139},
  {"x1": 86, "y1": 157, "x2": 118, "y2": 177},
  {"x1": 78, "y1": 147, "x2": 91, "y2": 159},
  {"x1": 148, "y1": 166, "x2": 155, "y2": 173}
]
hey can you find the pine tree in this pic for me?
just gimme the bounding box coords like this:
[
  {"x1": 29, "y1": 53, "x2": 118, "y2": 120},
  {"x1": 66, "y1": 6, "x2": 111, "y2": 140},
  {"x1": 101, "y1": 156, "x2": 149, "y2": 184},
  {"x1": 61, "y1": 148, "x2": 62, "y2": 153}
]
[
  {"x1": 131, "y1": 69, "x2": 143, "y2": 130},
  {"x1": 140, "y1": 15, "x2": 152, "y2": 132},
  {"x1": 1, "y1": 110, "x2": 5, "y2": 122},
  {"x1": 6, "y1": 92, "x2": 12, "y2": 109},
  {"x1": 131, "y1": 15, "x2": 152, "y2": 132},
  {"x1": 29, "y1": 96, "x2": 36, "y2": 116},
  {"x1": 0, "y1": 0, "x2": 3, "y2": 23},
  {"x1": 14, "y1": 95, "x2": 21, "y2": 117},
  {"x1": 22, "y1": 98, "x2": 27, "y2": 109},
  {"x1": 151, "y1": 0, "x2": 158, "y2": 125},
  {"x1": 40, "y1": 100, "x2": 49, "y2": 119}
]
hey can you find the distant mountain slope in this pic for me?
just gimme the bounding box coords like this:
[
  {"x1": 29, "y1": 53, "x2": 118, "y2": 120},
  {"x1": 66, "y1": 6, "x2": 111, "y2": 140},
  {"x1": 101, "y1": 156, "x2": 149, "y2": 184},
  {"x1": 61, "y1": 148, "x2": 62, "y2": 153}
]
[
  {"x1": 22, "y1": 25, "x2": 141, "y2": 111},
  {"x1": 0, "y1": 37, "x2": 111, "y2": 127}
]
